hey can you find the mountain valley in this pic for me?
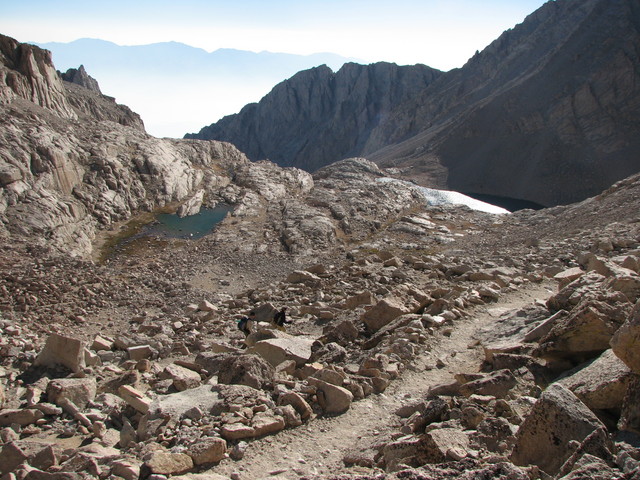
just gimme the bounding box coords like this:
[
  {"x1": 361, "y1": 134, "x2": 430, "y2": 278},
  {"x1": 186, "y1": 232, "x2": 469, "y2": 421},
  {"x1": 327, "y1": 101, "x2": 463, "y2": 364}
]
[
  {"x1": 189, "y1": 0, "x2": 640, "y2": 208},
  {"x1": 1, "y1": 3, "x2": 640, "y2": 478}
]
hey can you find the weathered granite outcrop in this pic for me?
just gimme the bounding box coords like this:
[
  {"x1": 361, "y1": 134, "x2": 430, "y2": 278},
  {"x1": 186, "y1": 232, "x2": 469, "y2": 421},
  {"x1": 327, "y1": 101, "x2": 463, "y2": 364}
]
[
  {"x1": 0, "y1": 35, "x2": 258, "y2": 257},
  {"x1": 0, "y1": 34, "x2": 76, "y2": 119},
  {"x1": 60, "y1": 65, "x2": 101, "y2": 93}
]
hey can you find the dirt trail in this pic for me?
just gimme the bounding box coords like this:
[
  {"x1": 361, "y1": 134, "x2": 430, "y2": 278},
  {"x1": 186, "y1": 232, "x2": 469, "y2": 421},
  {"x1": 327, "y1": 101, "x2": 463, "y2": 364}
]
[{"x1": 210, "y1": 281, "x2": 556, "y2": 480}]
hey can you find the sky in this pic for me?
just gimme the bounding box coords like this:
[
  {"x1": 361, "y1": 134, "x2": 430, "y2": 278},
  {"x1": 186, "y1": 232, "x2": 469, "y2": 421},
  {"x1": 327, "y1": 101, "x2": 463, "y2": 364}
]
[{"x1": 1, "y1": 0, "x2": 548, "y2": 71}]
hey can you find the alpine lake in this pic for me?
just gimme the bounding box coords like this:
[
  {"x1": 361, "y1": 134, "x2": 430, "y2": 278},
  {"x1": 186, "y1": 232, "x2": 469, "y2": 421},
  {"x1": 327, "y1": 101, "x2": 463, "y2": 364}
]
[{"x1": 97, "y1": 204, "x2": 233, "y2": 261}]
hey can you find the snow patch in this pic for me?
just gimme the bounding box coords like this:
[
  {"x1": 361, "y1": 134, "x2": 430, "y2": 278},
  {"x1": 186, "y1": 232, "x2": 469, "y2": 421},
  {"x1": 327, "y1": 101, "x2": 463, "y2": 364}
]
[{"x1": 377, "y1": 178, "x2": 510, "y2": 215}]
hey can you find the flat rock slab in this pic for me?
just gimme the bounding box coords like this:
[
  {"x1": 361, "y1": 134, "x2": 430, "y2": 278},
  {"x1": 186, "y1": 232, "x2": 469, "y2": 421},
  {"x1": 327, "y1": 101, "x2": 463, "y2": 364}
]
[
  {"x1": 248, "y1": 336, "x2": 315, "y2": 367},
  {"x1": 557, "y1": 349, "x2": 632, "y2": 410}
]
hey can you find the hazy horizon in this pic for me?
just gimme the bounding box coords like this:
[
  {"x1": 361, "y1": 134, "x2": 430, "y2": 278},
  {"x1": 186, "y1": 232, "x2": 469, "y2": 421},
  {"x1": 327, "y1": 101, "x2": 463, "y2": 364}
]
[{"x1": 1, "y1": 0, "x2": 549, "y2": 138}]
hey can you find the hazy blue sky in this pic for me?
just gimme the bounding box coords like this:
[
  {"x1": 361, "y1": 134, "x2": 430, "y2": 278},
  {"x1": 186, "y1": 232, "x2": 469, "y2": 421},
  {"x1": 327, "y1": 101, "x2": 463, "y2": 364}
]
[{"x1": 1, "y1": 0, "x2": 548, "y2": 70}]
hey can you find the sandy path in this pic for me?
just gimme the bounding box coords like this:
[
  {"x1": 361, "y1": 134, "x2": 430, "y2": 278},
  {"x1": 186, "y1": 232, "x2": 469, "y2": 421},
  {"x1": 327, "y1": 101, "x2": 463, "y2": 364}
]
[{"x1": 209, "y1": 281, "x2": 555, "y2": 480}]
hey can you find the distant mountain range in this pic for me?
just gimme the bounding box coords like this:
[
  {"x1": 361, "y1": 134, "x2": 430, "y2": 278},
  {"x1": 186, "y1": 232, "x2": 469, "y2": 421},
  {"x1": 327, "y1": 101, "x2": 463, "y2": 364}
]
[
  {"x1": 37, "y1": 39, "x2": 357, "y2": 137},
  {"x1": 188, "y1": 0, "x2": 640, "y2": 208}
]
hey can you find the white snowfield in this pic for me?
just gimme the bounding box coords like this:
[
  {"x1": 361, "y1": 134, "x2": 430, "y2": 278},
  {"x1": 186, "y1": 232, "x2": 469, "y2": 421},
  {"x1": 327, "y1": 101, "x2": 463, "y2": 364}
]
[{"x1": 377, "y1": 178, "x2": 510, "y2": 215}]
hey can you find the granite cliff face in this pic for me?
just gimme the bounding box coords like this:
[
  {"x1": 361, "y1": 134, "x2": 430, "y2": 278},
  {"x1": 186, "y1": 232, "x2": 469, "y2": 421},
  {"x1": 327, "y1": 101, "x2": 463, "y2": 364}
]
[
  {"x1": 186, "y1": 62, "x2": 443, "y2": 172},
  {"x1": 188, "y1": 0, "x2": 640, "y2": 207},
  {"x1": 60, "y1": 64, "x2": 102, "y2": 93},
  {"x1": 0, "y1": 34, "x2": 248, "y2": 257},
  {"x1": 0, "y1": 34, "x2": 76, "y2": 120}
]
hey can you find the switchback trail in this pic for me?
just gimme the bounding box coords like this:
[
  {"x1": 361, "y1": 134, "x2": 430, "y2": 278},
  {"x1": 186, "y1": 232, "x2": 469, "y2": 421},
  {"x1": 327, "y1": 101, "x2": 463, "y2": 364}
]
[{"x1": 210, "y1": 280, "x2": 556, "y2": 480}]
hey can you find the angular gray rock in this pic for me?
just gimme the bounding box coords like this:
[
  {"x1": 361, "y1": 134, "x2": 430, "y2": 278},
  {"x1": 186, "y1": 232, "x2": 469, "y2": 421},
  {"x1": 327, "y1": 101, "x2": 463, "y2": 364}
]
[
  {"x1": 34, "y1": 333, "x2": 86, "y2": 373},
  {"x1": 611, "y1": 301, "x2": 640, "y2": 374},
  {"x1": 46, "y1": 377, "x2": 97, "y2": 409},
  {"x1": 510, "y1": 383, "x2": 607, "y2": 475},
  {"x1": 216, "y1": 354, "x2": 275, "y2": 390},
  {"x1": 537, "y1": 299, "x2": 631, "y2": 362},
  {"x1": 186, "y1": 437, "x2": 227, "y2": 465},
  {"x1": 307, "y1": 377, "x2": 353, "y2": 415},
  {"x1": 248, "y1": 336, "x2": 315, "y2": 367},
  {"x1": 459, "y1": 369, "x2": 518, "y2": 399},
  {"x1": 361, "y1": 297, "x2": 412, "y2": 332},
  {"x1": 557, "y1": 349, "x2": 632, "y2": 411}
]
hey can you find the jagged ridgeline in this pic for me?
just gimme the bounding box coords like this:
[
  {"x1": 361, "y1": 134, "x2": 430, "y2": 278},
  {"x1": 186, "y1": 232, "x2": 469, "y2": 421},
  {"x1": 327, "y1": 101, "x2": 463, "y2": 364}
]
[{"x1": 187, "y1": 0, "x2": 640, "y2": 208}]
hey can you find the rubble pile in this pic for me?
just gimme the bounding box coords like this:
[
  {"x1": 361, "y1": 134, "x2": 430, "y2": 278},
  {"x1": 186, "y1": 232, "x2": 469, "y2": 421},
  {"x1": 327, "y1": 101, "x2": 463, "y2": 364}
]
[
  {"x1": 1, "y1": 220, "x2": 640, "y2": 479},
  {"x1": 346, "y1": 240, "x2": 640, "y2": 480}
]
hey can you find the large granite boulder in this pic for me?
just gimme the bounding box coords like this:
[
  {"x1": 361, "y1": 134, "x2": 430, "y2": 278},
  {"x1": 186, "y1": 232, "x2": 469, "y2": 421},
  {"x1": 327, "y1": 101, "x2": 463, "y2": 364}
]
[
  {"x1": 361, "y1": 297, "x2": 413, "y2": 332},
  {"x1": 307, "y1": 378, "x2": 353, "y2": 415},
  {"x1": 537, "y1": 299, "x2": 631, "y2": 362},
  {"x1": 46, "y1": 377, "x2": 97, "y2": 409},
  {"x1": 248, "y1": 336, "x2": 315, "y2": 367},
  {"x1": 216, "y1": 354, "x2": 275, "y2": 390},
  {"x1": 34, "y1": 333, "x2": 86, "y2": 373},
  {"x1": 610, "y1": 301, "x2": 640, "y2": 373},
  {"x1": 557, "y1": 349, "x2": 632, "y2": 411},
  {"x1": 510, "y1": 383, "x2": 607, "y2": 475}
]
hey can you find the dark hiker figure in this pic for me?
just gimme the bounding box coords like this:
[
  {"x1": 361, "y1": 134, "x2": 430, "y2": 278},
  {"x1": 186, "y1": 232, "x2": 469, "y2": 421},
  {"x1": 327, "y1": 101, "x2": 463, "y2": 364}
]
[
  {"x1": 238, "y1": 311, "x2": 255, "y2": 337},
  {"x1": 273, "y1": 307, "x2": 292, "y2": 331}
]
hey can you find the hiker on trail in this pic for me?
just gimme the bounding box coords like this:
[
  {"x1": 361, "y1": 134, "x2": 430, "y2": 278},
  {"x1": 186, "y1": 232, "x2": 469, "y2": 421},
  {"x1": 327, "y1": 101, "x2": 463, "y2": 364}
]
[
  {"x1": 273, "y1": 307, "x2": 292, "y2": 331},
  {"x1": 238, "y1": 311, "x2": 255, "y2": 337}
]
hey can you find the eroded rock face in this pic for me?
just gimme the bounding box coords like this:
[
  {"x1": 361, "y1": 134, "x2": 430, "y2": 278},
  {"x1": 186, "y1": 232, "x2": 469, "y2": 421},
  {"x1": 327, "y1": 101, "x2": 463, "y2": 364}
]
[
  {"x1": 60, "y1": 65, "x2": 101, "y2": 93},
  {"x1": 0, "y1": 36, "x2": 252, "y2": 257},
  {"x1": 0, "y1": 34, "x2": 76, "y2": 119},
  {"x1": 186, "y1": 62, "x2": 442, "y2": 172}
]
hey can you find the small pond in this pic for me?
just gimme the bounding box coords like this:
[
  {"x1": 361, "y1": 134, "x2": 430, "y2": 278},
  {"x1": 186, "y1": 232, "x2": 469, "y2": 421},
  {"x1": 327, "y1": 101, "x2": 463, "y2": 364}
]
[{"x1": 143, "y1": 205, "x2": 233, "y2": 239}]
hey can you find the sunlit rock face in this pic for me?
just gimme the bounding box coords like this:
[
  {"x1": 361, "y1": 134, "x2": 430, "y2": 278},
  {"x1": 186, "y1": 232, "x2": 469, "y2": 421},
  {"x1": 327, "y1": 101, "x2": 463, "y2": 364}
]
[
  {"x1": 0, "y1": 34, "x2": 251, "y2": 257},
  {"x1": 185, "y1": 62, "x2": 443, "y2": 172},
  {"x1": 0, "y1": 34, "x2": 76, "y2": 119}
]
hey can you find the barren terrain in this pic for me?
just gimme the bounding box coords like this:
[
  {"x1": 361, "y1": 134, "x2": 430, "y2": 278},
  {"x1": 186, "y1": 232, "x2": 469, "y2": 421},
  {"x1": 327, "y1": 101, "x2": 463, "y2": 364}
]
[{"x1": 210, "y1": 282, "x2": 554, "y2": 480}]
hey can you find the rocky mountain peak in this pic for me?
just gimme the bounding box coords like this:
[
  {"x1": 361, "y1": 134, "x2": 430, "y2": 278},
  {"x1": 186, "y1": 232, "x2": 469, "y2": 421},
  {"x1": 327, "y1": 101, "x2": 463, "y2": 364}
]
[
  {"x1": 186, "y1": 61, "x2": 443, "y2": 172},
  {"x1": 60, "y1": 64, "x2": 101, "y2": 93},
  {"x1": 0, "y1": 34, "x2": 76, "y2": 119}
]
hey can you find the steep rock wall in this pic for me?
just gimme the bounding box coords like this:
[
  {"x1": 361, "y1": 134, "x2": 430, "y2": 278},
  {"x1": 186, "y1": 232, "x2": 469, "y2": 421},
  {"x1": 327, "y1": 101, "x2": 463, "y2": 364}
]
[
  {"x1": 187, "y1": 0, "x2": 640, "y2": 207},
  {"x1": 0, "y1": 34, "x2": 76, "y2": 119},
  {"x1": 372, "y1": 0, "x2": 640, "y2": 206},
  {"x1": 186, "y1": 62, "x2": 443, "y2": 172}
]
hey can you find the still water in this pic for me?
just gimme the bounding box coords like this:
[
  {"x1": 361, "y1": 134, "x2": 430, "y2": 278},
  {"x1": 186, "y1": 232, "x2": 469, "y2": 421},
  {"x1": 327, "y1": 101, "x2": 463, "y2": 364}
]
[{"x1": 143, "y1": 205, "x2": 233, "y2": 239}]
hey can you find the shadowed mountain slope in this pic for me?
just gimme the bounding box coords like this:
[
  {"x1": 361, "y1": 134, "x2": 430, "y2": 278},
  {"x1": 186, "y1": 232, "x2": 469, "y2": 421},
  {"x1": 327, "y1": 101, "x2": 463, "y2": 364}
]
[{"x1": 189, "y1": 0, "x2": 640, "y2": 207}]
